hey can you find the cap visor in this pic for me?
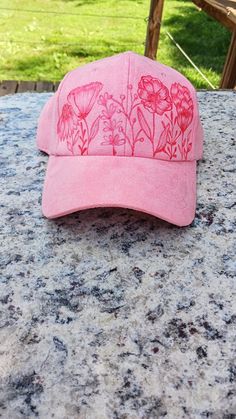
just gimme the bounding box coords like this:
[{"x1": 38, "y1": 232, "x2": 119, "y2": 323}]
[{"x1": 42, "y1": 155, "x2": 197, "y2": 226}]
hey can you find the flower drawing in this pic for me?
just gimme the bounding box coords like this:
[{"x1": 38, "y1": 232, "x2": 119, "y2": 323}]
[
  {"x1": 68, "y1": 81, "x2": 103, "y2": 119},
  {"x1": 98, "y1": 84, "x2": 146, "y2": 156},
  {"x1": 57, "y1": 75, "x2": 194, "y2": 160},
  {"x1": 138, "y1": 75, "x2": 172, "y2": 115},
  {"x1": 57, "y1": 103, "x2": 78, "y2": 141},
  {"x1": 98, "y1": 93, "x2": 125, "y2": 155},
  {"x1": 57, "y1": 82, "x2": 103, "y2": 154},
  {"x1": 170, "y1": 83, "x2": 194, "y2": 159},
  {"x1": 170, "y1": 83, "x2": 193, "y2": 132}
]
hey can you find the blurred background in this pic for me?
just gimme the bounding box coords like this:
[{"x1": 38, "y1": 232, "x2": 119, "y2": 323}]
[{"x1": 0, "y1": 0, "x2": 231, "y2": 89}]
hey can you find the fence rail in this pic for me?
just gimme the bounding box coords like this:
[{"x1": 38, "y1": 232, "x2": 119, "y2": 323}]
[{"x1": 0, "y1": 80, "x2": 60, "y2": 96}]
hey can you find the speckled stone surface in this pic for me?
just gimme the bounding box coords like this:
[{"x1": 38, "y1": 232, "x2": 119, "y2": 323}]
[{"x1": 0, "y1": 91, "x2": 235, "y2": 419}]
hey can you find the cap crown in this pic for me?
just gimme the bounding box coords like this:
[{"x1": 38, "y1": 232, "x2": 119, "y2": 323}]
[{"x1": 37, "y1": 51, "x2": 203, "y2": 161}]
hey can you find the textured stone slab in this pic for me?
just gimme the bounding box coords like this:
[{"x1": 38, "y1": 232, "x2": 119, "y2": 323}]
[{"x1": 0, "y1": 91, "x2": 235, "y2": 418}]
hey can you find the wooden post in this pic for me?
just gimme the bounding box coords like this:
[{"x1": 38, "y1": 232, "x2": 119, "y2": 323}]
[
  {"x1": 220, "y1": 31, "x2": 236, "y2": 89},
  {"x1": 144, "y1": 0, "x2": 165, "y2": 60}
]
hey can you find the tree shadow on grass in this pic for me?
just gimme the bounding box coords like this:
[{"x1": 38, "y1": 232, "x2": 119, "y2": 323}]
[{"x1": 161, "y1": 2, "x2": 231, "y2": 87}]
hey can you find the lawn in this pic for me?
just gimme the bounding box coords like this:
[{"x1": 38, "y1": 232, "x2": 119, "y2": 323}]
[{"x1": 0, "y1": 0, "x2": 231, "y2": 88}]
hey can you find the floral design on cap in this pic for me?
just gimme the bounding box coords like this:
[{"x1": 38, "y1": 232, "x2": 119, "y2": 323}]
[
  {"x1": 68, "y1": 82, "x2": 103, "y2": 120},
  {"x1": 138, "y1": 75, "x2": 172, "y2": 115},
  {"x1": 57, "y1": 103, "x2": 78, "y2": 141},
  {"x1": 170, "y1": 83, "x2": 193, "y2": 133},
  {"x1": 57, "y1": 74, "x2": 194, "y2": 160}
]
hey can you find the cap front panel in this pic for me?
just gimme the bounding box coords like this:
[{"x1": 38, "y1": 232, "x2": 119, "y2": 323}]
[{"x1": 55, "y1": 52, "x2": 199, "y2": 161}]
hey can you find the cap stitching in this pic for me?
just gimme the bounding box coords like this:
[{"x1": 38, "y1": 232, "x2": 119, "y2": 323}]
[{"x1": 124, "y1": 52, "x2": 131, "y2": 156}]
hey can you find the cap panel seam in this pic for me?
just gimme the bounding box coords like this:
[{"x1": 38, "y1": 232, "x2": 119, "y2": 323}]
[{"x1": 124, "y1": 53, "x2": 131, "y2": 156}]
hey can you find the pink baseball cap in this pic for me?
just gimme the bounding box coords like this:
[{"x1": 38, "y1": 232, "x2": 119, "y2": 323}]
[{"x1": 36, "y1": 51, "x2": 204, "y2": 226}]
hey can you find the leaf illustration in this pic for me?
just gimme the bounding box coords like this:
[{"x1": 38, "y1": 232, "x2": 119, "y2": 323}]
[
  {"x1": 81, "y1": 147, "x2": 87, "y2": 155},
  {"x1": 137, "y1": 107, "x2": 151, "y2": 139},
  {"x1": 73, "y1": 129, "x2": 80, "y2": 146},
  {"x1": 187, "y1": 143, "x2": 192, "y2": 151},
  {"x1": 155, "y1": 123, "x2": 170, "y2": 154},
  {"x1": 89, "y1": 116, "x2": 100, "y2": 141},
  {"x1": 178, "y1": 144, "x2": 183, "y2": 158},
  {"x1": 67, "y1": 141, "x2": 73, "y2": 154},
  {"x1": 166, "y1": 145, "x2": 171, "y2": 157}
]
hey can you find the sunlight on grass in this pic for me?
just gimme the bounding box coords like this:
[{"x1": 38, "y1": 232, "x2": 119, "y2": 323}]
[{"x1": 0, "y1": 0, "x2": 231, "y2": 88}]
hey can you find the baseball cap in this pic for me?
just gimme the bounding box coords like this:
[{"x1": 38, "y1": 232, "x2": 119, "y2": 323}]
[{"x1": 36, "y1": 51, "x2": 204, "y2": 226}]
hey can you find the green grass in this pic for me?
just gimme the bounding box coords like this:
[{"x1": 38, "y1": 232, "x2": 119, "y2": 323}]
[{"x1": 0, "y1": 0, "x2": 231, "y2": 88}]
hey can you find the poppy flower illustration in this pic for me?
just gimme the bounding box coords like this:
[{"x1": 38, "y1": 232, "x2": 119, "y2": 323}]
[
  {"x1": 138, "y1": 75, "x2": 172, "y2": 115},
  {"x1": 170, "y1": 83, "x2": 193, "y2": 132},
  {"x1": 68, "y1": 81, "x2": 103, "y2": 119},
  {"x1": 57, "y1": 103, "x2": 78, "y2": 141}
]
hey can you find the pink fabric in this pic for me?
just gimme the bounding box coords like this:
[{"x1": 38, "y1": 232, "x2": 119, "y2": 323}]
[
  {"x1": 36, "y1": 51, "x2": 203, "y2": 225},
  {"x1": 42, "y1": 156, "x2": 196, "y2": 226}
]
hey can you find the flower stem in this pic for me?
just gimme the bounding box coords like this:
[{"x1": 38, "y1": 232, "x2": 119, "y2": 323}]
[
  {"x1": 181, "y1": 132, "x2": 185, "y2": 159},
  {"x1": 84, "y1": 118, "x2": 90, "y2": 154},
  {"x1": 152, "y1": 113, "x2": 155, "y2": 156}
]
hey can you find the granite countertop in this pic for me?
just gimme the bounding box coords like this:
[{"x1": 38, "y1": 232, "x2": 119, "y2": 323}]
[{"x1": 0, "y1": 91, "x2": 235, "y2": 419}]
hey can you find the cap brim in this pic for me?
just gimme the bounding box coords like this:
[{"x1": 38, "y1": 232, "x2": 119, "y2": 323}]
[{"x1": 42, "y1": 155, "x2": 197, "y2": 226}]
